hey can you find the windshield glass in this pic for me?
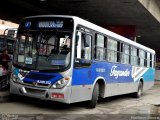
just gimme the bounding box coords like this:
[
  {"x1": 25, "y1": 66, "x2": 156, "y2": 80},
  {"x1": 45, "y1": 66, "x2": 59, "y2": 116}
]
[{"x1": 13, "y1": 31, "x2": 72, "y2": 71}]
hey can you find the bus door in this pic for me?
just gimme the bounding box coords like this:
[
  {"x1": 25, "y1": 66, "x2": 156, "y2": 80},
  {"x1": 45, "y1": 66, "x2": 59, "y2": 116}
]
[{"x1": 71, "y1": 29, "x2": 93, "y2": 102}]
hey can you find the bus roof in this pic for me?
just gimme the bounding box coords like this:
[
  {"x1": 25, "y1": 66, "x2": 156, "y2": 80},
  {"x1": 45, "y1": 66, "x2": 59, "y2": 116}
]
[{"x1": 23, "y1": 15, "x2": 155, "y2": 54}]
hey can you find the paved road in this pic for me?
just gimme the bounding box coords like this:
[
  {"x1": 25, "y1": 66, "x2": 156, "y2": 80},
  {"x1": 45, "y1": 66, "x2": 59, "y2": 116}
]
[{"x1": 0, "y1": 82, "x2": 160, "y2": 119}]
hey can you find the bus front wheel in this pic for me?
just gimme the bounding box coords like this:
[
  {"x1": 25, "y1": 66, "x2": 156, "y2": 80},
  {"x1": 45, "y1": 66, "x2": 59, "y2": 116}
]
[{"x1": 89, "y1": 83, "x2": 99, "y2": 108}]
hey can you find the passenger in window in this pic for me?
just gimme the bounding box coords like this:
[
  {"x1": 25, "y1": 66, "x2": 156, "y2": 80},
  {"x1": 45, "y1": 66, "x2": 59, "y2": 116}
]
[
  {"x1": 60, "y1": 45, "x2": 69, "y2": 55},
  {"x1": 48, "y1": 48, "x2": 59, "y2": 59},
  {"x1": 0, "y1": 49, "x2": 10, "y2": 70},
  {"x1": 51, "y1": 48, "x2": 58, "y2": 55},
  {"x1": 48, "y1": 49, "x2": 58, "y2": 63}
]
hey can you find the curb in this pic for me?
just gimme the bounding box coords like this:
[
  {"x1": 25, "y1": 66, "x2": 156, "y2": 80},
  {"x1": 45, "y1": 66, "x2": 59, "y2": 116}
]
[{"x1": 0, "y1": 91, "x2": 10, "y2": 102}]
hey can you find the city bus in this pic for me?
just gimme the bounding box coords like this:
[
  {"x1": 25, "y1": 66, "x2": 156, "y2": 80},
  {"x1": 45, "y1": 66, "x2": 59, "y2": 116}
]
[
  {"x1": 0, "y1": 36, "x2": 15, "y2": 55},
  {"x1": 0, "y1": 28, "x2": 17, "y2": 55},
  {"x1": 10, "y1": 15, "x2": 155, "y2": 108}
]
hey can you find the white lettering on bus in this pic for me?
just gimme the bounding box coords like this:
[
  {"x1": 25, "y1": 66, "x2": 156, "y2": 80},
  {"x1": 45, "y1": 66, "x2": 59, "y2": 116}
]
[
  {"x1": 110, "y1": 66, "x2": 130, "y2": 79},
  {"x1": 96, "y1": 68, "x2": 106, "y2": 73},
  {"x1": 37, "y1": 80, "x2": 51, "y2": 84},
  {"x1": 38, "y1": 21, "x2": 63, "y2": 28}
]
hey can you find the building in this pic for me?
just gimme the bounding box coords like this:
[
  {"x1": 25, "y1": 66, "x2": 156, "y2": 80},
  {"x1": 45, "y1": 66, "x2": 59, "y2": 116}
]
[{"x1": 0, "y1": 19, "x2": 19, "y2": 35}]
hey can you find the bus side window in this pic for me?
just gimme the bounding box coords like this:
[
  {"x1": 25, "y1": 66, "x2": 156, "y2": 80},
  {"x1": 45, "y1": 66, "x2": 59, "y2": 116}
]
[
  {"x1": 139, "y1": 49, "x2": 145, "y2": 67},
  {"x1": 131, "y1": 46, "x2": 137, "y2": 66},
  {"x1": 147, "y1": 52, "x2": 150, "y2": 67},
  {"x1": 107, "y1": 38, "x2": 117, "y2": 63},
  {"x1": 121, "y1": 44, "x2": 130, "y2": 64},
  {"x1": 95, "y1": 34, "x2": 105, "y2": 60},
  {"x1": 76, "y1": 31, "x2": 91, "y2": 60},
  {"x1": 150, "y1": 54, "x2": 154, "y2": 68},
  {"x1": 137, "y1": 49, "x2": 140, "y2": 65},
  {"x1": 75, "y1": 31, "x2": 92, "y2": 67},
  {"x1": 117, "y1": 41, "x2": 121, "y2": 63}
]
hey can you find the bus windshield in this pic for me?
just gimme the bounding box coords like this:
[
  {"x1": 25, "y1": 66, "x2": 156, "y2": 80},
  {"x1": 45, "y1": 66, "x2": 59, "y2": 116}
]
[{"x1": 13, "y1": 31, "x2": 72, "y2": 71}]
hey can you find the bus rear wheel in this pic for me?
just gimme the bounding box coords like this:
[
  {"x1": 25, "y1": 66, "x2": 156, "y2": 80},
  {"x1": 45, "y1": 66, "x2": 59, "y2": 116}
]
[
  {"x1": 89, "y1": 83, "x2": 99, "y2": 108},
  {"x1": 133, "y1": 81, "x2": 143, "y2": 98}
]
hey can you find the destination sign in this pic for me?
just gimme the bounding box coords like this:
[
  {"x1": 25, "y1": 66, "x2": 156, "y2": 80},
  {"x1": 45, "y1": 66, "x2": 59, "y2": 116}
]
[
  {"x1": 19, "y1": 17, "x2": 73, "y2": 31},
  {"x1": 38, "y1": 21, "x2": 64, "y2": 28}
]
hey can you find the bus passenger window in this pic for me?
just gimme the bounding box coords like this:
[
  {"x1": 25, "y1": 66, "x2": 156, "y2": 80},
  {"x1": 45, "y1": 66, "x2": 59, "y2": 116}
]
[
  {"x1": 131, "y1": 46, "x2": 137, "y2": 66},
  {"x1": 150, "y1": 54, "x2": 154, "y2": 68},
  {"x1": 147, "y1": 52, "x2": 150, "y2": 67},
  {"x1": 144, "y1": 52, "x2": 147, "y2": 67},
  {"x1": 107, "y1": 38, "x2": 117, "y2": 62},
  {"x1": 137, "y1": 49, "x2": 140, "y2": 65},
  {"x1": 95, "y1": 34, "x2": 105, "y2": 60},
  {"x1": 139, "y1": 50, "x2": 145, "y2": 67},
  {"x1": 121, "y1": 44, "x2": 130, "y2": 64},
  {"x1": 117, "y1": 41, "x2": 121, "y2": 63}
]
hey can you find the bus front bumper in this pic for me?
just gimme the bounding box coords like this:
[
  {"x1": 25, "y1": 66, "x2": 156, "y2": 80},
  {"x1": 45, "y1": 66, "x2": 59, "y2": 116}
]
[{"x1": 10, "y1": 80, "x2": 71, "y2": 104}]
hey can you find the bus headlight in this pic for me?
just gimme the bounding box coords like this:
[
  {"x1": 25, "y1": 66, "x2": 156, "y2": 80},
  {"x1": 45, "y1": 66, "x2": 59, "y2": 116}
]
[
  {"x1": 12, "y1": 74, "x2": 19, "y2": 82},
  {"x1": 12, "y1": 74, "x2": 23, "y2": 83},
  {"x1": 52, "y1": 77, "x2": 70, "y2": 89}
]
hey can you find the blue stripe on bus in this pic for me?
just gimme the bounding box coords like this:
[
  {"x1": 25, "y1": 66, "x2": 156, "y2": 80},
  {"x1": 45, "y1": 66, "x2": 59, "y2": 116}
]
[
  {"x1": 142, "y1": 68, "x2": 155, "y2": 82},
  {"x1": 72, "y1": 62, "x2": 155, "y2": 86}
]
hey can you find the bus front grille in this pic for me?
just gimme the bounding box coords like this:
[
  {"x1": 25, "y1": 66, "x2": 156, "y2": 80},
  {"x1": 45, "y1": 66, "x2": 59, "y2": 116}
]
[
  {"x1": 23, "y1": 81, "x2": 51, "y2": 88},
  {"x1": 25, "y1": 87, "x2": 46, "y2": 95}
]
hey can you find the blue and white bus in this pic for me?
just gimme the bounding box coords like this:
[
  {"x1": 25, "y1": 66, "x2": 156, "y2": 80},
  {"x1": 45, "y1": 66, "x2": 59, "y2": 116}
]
[{"x1": 10, "y1": 15, "x2": 155, "y2": 108}]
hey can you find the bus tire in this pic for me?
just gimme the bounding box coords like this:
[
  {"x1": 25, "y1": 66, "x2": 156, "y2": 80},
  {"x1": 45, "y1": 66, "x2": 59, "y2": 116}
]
[
  {"x1": 89, "y1": 83, "x2": 99, "y2": 108},
  {"x1": 133, "y1": 81, "x2": 143, "y2": 98}
]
